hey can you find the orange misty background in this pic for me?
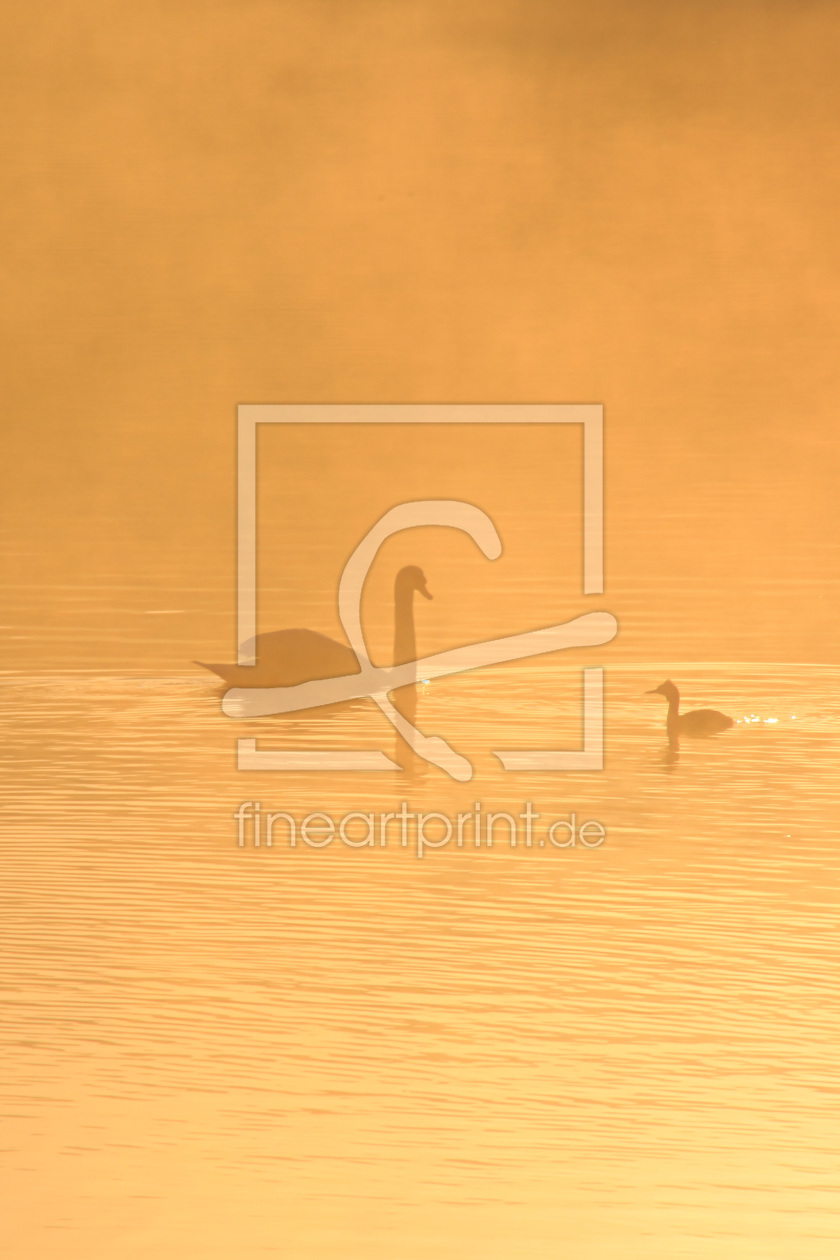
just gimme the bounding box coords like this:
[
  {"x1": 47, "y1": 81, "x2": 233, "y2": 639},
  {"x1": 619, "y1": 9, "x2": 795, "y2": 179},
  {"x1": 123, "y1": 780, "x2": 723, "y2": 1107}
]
[{"x1": 1, "y1": 0, "x2": 838, "y2": 669}]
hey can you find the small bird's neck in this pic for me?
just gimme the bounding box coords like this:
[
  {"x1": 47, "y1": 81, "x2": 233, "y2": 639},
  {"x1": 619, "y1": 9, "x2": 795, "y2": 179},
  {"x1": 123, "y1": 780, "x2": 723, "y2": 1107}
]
[{"x1": 665, "y1": 690, "x2": 680, "y2": 742}]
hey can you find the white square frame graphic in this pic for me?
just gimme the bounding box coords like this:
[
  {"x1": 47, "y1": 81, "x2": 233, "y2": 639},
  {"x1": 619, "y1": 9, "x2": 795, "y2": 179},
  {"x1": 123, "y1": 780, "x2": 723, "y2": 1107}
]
[{"x1": 235, "y1": 403, "x2": 607, "y2": 773}]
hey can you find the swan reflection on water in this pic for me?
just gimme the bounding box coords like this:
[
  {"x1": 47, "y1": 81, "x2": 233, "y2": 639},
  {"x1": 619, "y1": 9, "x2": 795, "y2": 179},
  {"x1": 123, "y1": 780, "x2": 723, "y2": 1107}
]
[{"x1": 197, "y1": 564, "x2": 433, "y2": 769}]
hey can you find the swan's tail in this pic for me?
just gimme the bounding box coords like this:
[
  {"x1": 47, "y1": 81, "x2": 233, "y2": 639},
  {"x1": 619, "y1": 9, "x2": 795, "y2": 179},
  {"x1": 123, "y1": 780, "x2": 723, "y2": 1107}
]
[{"x1": 194, "y1": 660, "x2": 235, "y2": 683}]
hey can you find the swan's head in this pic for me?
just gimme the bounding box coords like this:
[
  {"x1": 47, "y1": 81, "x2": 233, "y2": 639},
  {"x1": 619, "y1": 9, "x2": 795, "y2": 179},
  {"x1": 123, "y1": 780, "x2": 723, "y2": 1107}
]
[
  {"x1": 646, "y1": 679, "x2": 678, "y2": 701},
  {"x1": 396, "y1": 565, "x2": 433, "y2": 600}
]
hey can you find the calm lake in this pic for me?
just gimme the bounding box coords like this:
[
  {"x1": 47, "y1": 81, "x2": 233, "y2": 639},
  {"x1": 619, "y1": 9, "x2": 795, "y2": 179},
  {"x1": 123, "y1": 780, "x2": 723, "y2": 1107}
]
[{"x1": 3, "y1": 426, "x2": 839, "y2": 1256}]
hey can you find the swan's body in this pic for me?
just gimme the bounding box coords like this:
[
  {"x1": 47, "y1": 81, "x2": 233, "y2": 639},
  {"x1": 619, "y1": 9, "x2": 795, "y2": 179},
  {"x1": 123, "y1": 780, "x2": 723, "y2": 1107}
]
[
  {"x1": 646, "y1": 679, "x2": 733, "y2": 743},
  {"x1": 196, "y1": 565, "x2": 432, "y2": 689},
  {"x1": 196, "y1": 627, "x2": 358, "y2": 689}
]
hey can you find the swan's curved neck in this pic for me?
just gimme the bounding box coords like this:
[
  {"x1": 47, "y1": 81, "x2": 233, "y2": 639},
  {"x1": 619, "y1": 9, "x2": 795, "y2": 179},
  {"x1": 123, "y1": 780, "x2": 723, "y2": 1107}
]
[{"x1": 393, "y1": 585, "x2": 417, "y2": 668}]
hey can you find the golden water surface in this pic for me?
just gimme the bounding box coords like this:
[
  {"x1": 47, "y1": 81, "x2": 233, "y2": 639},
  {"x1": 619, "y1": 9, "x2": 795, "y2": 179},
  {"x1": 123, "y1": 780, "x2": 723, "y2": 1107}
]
[
  {"x1": 4, "y1": 422, "x2": 840, "y2": 1258},
  {"x1": 3, "y1": 3, "x2": 840, "y2": 1256}
]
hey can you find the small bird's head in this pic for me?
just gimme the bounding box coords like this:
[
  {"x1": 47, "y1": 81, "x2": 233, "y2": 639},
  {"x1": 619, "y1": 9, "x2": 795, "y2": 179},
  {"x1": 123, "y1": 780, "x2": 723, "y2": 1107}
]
[
  {"x1": 395, "y1": 565, "x2": 433, "y2": 600},
  {"x1": 646, "y1": 679, "x2": 678, "y2": 701}
]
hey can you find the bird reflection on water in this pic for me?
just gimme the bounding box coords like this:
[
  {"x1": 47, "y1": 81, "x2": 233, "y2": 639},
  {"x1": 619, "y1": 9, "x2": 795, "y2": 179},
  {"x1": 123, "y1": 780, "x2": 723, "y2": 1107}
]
[{"x1": 196, "y1": 563, "x2": 434, "y2": 771}]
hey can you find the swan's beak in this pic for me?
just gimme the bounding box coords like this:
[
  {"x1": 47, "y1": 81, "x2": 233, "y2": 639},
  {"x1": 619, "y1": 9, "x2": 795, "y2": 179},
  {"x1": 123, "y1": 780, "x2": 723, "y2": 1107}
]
[
  {"x1": 645, "y1": 686, "x2": 663, "y2": 695},
  {"x1": 419, "y1": 582, "x2": 433, "y2": 600}
]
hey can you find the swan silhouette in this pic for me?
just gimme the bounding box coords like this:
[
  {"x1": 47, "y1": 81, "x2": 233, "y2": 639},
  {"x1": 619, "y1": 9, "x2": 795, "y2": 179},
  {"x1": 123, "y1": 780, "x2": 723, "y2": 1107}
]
[
  {"x1": 646, "y1": 679, "x2": 733, "y2": 742},
  {"x1": 196, "y1": 564, "x2": 432, "y2": 689}
]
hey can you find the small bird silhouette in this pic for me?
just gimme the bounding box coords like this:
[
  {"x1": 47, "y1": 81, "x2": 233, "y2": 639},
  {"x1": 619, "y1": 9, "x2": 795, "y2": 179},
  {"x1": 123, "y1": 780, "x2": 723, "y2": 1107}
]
[{"x1": 646, "y1": 679, "x2": 733, "y2": 744}]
